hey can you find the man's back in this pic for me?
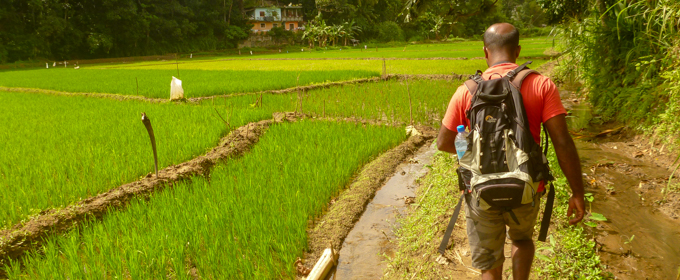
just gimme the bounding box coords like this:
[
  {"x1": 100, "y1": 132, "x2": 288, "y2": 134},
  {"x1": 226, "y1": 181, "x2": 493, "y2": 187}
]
[
  {"x1": 436, "y1": 22, "x2": 585, "y2": 280},
  {"x1": 442, "y1": 62, "x2": 565, "y2": 144}
]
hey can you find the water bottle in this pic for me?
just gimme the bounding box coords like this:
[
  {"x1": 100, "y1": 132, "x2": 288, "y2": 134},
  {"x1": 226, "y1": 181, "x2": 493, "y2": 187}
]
[{"x1": 455, "y1": 125, "x2": 468, "y2": 160}]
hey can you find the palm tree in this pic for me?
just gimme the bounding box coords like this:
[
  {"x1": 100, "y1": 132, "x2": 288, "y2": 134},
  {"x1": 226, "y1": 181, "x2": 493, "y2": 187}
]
[{"x1": 342, "y1": 20, "x2": 362, "y2": 46}]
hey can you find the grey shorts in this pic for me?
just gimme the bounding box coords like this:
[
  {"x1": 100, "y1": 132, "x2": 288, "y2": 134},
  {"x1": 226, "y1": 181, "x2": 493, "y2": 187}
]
[{"x1": 464, "y1": 193, "x2": 542, "y2": 270}]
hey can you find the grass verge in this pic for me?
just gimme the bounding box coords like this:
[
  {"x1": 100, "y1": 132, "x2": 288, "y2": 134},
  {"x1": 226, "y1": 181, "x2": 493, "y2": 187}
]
[{"x1": 384, "y1": 146, "x2": 605, "y2": 279}]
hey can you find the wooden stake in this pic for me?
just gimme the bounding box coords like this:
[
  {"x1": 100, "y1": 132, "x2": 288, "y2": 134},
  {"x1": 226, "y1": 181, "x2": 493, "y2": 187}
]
[
  {"x1": 136, "y1": 77, "x2": 139, "y2": 95},
  {"x1": 176, "y1": 55, "x2": 180, "y2": 78},
  {"x1": 323, "y1": 99, "x2": 326, "y2": 118},
  {"x1": 382, "y1": 58, "x2": 386, "y2": 79},
  {"x1": 407, "y1": 78, "x2": 413, "y2": 125}
]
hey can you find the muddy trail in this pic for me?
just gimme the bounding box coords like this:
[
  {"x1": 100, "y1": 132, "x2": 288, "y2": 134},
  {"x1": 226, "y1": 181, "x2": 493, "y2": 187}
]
[
  {"x1": 563, "y1": 97, "x2": 680, "y2": 279},
  {"x1": 0, "y1": 112, "x2": 304, "y2": 272}
]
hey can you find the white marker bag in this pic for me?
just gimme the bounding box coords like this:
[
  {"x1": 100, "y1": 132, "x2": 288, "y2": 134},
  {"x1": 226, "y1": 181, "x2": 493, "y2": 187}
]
[{"x1": 170, "y1": 76, "x2": 184, "y2": 100}]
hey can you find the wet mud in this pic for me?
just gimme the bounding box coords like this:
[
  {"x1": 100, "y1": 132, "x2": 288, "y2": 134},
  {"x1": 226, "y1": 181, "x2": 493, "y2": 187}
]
[
  {"x1": 299, "y1": 126, "x2": 437, "y2": 275},
  {"x1": 0, "y1": 113, "x2": 301, "y2": 270},
  {"x1": 330, "y1": 142, "x2": 437, "y2": 279},
  {"x1": 566, "y1": 102, "x2": 680, "y2": 279}
]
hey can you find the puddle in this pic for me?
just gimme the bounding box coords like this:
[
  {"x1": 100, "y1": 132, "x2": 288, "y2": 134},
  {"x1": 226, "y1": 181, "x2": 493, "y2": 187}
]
[
  {"x1": 329, "y1": 143, "x2": 437, "y2": 280},
  {"x1": 566, "y1": 104, "x2": 593, "y2": 132},
  {"x1": 566, "y1": 96, "x2": 680, "y2": 279}
]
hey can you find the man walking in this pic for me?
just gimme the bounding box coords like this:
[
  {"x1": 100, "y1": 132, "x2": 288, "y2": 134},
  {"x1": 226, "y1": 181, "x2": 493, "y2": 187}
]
[{"x1": 437, "y1": 23, "x2": 585, "y2": 280}]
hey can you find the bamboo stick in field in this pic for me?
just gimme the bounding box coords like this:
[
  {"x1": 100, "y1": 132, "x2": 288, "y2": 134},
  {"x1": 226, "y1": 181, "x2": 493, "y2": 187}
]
[
  {"x1": 382, "y1": 58, "x2": 386, "y2": 79},
  {"x1": 307, "y1": 247, "x2": 337, "y2": 280},
  {"x1": 407, "y1": 79, "x2": 413, "y2": 125}
]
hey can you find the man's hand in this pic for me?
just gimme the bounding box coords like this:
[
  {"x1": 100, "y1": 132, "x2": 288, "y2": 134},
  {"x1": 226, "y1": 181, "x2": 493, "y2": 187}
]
[
  {"x1": 544, "y1": 114, "x2": 586, "y2": 226},
  {"x1": 567, "y1": 195, "x2": 585, "y2": 225}
]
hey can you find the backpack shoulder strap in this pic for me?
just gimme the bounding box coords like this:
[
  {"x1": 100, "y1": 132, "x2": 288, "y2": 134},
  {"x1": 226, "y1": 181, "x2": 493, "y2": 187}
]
[
  {"x1": 464, "y1": 79, "x2": 478, "y2": 95},
  {"x1": 464, "y1": 70, "x2": 484, "y2": 95},
  {"x1": 510, "y1": 69, "x2": 539, "y2": 90},
  {"x1": 506, "y1": 61, "x2": 539, "y2": 90}
]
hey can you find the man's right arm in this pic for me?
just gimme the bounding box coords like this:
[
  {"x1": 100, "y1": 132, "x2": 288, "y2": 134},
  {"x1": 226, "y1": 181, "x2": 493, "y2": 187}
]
[
  {"x1": 438, "y1": 86, "x2": 468, "y2": 153},
  {"x1": 544, "y1": 114, "x2": 585, "y2": 225},
  {"x1": 437, "y1": 124, "x2": 457, "y2": 153}
]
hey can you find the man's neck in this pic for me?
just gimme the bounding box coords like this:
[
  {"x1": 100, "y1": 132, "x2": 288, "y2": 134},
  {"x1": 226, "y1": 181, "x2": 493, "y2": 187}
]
[{"x1": 486, "y1": 57, "x2": 517, "y2": 67}]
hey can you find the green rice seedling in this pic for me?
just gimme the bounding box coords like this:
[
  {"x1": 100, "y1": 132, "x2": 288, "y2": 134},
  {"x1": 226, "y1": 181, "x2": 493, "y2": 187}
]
[
  {"x1": 117, "y1": 58, "x2": 548, "y2": 76},
  {"x1": 8, "y1": 120, "x2": 406, "y2": 279},
  {"x1": 0, "y1": 69, "x2": 378, "y2": 98},
  {"x1": 0, "y1": 91, "x2": 272, "y2": 227}
]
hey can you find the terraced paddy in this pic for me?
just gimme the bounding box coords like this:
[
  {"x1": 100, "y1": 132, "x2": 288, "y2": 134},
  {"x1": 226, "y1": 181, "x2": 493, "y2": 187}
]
[{"x1": 0, "y1": 36, "x2": 560, "y2": 278}]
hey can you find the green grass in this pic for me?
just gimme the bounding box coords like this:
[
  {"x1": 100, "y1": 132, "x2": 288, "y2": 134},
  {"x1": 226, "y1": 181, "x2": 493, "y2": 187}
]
[
  {"x1": 385, "y1": 142, "x2": 604, "y2": 279},
  {"x1": 4, "y1": 120, "x2": 406, "y2": 279},
  {"x1": 0, "y1": 91, "x2": 274, "y2": 227},
  {"x1": 532, "y1": 145, "x2": 604, "y2": 279},
  {"x1": 204, "y1": 78, "x2": 464, "y2": 127},
  {"x1": 195, "y1": 37, "x2": 555, "y2": 60},
  {"x1": 0, "y1": 69, "x2": 378, "y2": 98},
  {"x1": 119, "y1": 59, "x2": 547, "y2": 76},
  {"x1": 383, "y1": 152, "x2": 461, "y2": 279}
]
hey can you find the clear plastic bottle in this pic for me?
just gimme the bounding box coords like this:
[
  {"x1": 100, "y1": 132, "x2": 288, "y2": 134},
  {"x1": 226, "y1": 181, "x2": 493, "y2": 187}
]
[{"x1": 455, "y1": 125, "x2": 468, "y2": 160}]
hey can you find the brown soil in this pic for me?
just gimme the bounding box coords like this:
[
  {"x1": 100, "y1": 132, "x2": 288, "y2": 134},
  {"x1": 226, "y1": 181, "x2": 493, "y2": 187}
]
[
  {"x1": 0, "y1": 113, "x2": 299, "y2": 271},
  {"x1": 297, "y1": 126, "x2": 437, "y2": 274}
]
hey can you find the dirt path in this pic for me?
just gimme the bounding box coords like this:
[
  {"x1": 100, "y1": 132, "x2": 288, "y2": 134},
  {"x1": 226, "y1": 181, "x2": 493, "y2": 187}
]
[
  {"x1": 0, "y1": 112, "x2": 302, "y2": 271},
  {"x1": 563, "y1": 96, "x2": 680, "y2": 279},
  {"x1": 298, "y1": 126, "x2": 437, "y2": 275}
]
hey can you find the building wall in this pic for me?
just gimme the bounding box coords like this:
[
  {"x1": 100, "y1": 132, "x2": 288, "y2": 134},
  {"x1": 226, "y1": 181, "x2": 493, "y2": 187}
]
[
  {"x1": 251, "y1": 21, "x2": 301, "y2": 33},
  {"x1": 252, "y1": 7, "x2": 281, "y2": 21}
]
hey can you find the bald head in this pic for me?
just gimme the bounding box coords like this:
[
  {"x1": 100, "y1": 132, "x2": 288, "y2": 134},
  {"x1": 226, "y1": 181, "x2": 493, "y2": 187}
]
[{"x1": 483, "y1": 23, "x2": 520, "y2": 56}]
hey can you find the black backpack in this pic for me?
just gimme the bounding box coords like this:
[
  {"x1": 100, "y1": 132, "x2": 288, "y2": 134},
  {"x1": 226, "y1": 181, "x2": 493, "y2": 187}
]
[{"x1": 438, "y1": 61, "x2": 556, "y2": 255}]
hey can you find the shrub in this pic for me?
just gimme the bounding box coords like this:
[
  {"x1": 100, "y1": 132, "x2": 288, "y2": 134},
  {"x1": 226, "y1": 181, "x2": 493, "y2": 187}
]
[{"x1": 377, "y1": 21, "x2": 405, "y2": 42}]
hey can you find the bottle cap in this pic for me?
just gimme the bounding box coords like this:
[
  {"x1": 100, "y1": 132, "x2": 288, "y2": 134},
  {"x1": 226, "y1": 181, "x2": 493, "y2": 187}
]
[{"x1": 457, "y1": 125, "x2": 465, "y2": 133}]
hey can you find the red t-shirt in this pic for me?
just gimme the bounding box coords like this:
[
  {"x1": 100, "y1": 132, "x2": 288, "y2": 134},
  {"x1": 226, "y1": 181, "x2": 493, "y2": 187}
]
[{"x1": 442, "y1": 62, "x2": 566, "y2": 191}]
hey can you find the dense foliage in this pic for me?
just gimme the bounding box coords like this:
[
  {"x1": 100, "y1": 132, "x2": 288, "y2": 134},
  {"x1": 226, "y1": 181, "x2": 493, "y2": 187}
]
[
  {"x1": 0, "y1": 0, "x2": 252, "y2": 63},
  {"x1": 0, "y1": 0, "x2": 550, "y2": 63},
  {"x1": 555, "y1": 0, "x2": 680, "y2": 146}
]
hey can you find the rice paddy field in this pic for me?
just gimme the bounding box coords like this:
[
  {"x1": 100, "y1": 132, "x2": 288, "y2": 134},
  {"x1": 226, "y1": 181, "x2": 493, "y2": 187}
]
[
  {"x1": 4, "y1": 121, "x2": 405, "y2": 279},
  {"x1": 0, "y1": 36, "x2": 556, "y2": 278}
]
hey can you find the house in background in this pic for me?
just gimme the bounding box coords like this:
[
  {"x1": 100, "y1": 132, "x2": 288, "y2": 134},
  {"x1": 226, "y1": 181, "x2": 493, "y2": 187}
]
[{"x1": 248, "y1": 4, "x2": 304, "y2": 33}]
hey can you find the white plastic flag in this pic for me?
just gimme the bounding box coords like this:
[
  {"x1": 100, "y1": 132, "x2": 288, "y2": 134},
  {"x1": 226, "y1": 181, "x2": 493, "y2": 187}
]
[
  {"x1": 53, "y1": 62, "x2": 56, "y2": 67},
  {"x1": 46, "y1": 63, "x2": 49, "y2": 69},
  {"x1": 190, "y1": 53, "x2": 193, "y2": 58},
  {"x1": 170, "y1": 76, "x2": 185, "y2": 100}
]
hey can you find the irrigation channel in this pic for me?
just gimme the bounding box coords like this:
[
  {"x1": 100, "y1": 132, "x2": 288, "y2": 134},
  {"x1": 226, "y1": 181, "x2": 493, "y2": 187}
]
[
  {"x1": 330, "y1": 142, "x2": 438, "y2": 279},
  {"x1": 563, "y1": 90, "x2": 680, "y2": 279}
]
